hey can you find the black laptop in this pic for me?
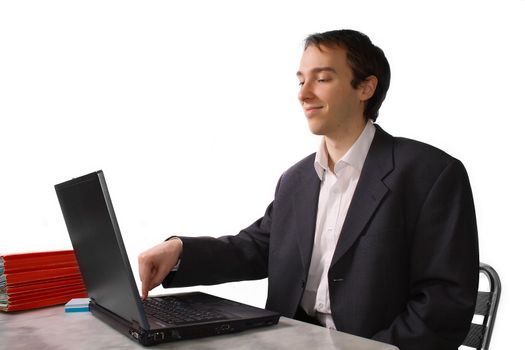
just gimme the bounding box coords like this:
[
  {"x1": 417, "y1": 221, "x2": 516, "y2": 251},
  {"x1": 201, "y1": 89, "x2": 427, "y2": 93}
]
[{"x1": 55, "y1": 170, "x2": 280, "y2": 346}]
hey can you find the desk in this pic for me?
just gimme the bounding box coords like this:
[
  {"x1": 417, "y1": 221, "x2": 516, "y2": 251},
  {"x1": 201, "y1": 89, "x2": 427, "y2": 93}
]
[{"x1": 0, "y1": 306, "x2": 398, "y2": 349}]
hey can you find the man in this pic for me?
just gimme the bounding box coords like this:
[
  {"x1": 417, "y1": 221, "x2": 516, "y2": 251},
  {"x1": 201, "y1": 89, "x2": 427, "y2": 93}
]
[{"x1": 138, "y1": 29, "x2": 479, "y2": 349}]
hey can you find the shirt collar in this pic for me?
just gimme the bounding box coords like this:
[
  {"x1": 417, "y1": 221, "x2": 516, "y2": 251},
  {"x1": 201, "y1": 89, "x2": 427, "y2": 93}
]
[{"x1": 314, "y1": 120, "x2": 376, "y2": 180}]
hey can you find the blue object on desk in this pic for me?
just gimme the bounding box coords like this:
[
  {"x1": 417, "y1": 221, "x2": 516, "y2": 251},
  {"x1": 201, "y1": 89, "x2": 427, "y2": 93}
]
[{"x1": 64, "y1": 298, "x2": 90, "y2": 313}]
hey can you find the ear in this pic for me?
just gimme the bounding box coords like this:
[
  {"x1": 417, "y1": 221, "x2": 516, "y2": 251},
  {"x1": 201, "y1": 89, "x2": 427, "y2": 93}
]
[{"x1": 359, "y1": 75, "x2": 378, "y2": 102}]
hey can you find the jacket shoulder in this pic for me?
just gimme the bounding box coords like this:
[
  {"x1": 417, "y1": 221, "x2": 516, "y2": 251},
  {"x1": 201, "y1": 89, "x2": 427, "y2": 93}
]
[
  {"x1": 394, "y1": 136, "x2": 455, "y2": 163},
  {"x1": 373, "y1": 126, "x2": 468, "y2": 184},
  {"x1": 374, "y1": 125, "x2": 459, "y2": 168},
  {"x1": 273, "y1": 153, "x2": 318, "y2": 196},
  {"x1": 283, "y1": 153, "x2": 316, "y2": 176}
]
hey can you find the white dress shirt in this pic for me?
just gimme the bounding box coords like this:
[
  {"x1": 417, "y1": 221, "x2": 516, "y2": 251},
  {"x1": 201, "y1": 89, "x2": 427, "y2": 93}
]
[{"x1": 300, "y1": 121, "x2": 376, "y2": 330}]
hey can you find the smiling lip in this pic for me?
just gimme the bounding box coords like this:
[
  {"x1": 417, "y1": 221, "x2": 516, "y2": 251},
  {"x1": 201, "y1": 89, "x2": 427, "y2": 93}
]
[{"x1": 303, "y1": 106, "x2": 323, "y2": 117}]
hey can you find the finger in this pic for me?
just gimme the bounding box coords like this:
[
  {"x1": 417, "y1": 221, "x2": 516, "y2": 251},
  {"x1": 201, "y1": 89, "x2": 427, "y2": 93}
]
[
  {"x1": 141, "y1": 280, "x2": 150, "y2": 299},
  {"x1": 141, "y1": 270, "x2": 153, "y2": 299},
  {"x1": 141, "y1": 267, "x2": 167, "y2": 299},
  {"x1": 138, "y1": 256, "x2": 154, "y2": 299},
  {"x1": 138, "y1": 253, "x2": 150, "y2": 283},
  {"x1": 143, "y1": 274, "x2": 166, "y2": 299}
]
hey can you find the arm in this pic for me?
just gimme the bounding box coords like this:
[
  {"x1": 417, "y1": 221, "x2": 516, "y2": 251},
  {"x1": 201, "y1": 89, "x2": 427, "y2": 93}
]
[
  {"x1": 162, "y1": 201, "x2": 273, "y2": 288},
  {"x1": 139, "y1": 172, "x2": 280, "y2": 297},
  {"x1": 138, "y1": 200, "x2": 274, "y2": 297},
  {"x1": 372, "y1": 159, "x2": 479, "y2": 349}
]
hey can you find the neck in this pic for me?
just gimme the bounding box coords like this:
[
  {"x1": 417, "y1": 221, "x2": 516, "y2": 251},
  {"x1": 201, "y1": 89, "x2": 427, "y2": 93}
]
[{"x1": 325, "y1": 118, "x2": 368, "y2": 172}]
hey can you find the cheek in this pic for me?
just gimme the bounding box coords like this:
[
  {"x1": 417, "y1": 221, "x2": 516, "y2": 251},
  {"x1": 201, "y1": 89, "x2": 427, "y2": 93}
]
[
  {"x1": 314, "y1": 88, "x2": 331, "y2": 104},
  {"x1": 334, "y1": 90, "x2": 359, "y2": 109}
]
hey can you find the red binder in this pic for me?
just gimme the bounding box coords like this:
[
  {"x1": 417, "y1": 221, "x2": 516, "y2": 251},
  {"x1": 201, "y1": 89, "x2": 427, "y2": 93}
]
[
  {"x1": 3, "y1": 290, "x2": 88, "y2": 312},
  {"x1": 0, "y1": 250, "x2": 78, "y2": 273},
  {"x1": 1, "y1": 250, "x2": 88, "y2": 312}
]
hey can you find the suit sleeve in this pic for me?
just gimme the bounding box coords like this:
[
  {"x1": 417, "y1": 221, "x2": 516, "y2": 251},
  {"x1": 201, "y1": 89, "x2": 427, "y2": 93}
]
[
  {"x1": 162, "y1": 199, "x2": 274, "y2": 288},
  {"x1": 372, "y1": 159, "x2": 479, "y2": 349}
]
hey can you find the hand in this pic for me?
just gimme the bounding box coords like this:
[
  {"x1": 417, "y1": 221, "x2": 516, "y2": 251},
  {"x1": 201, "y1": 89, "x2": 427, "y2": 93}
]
[{"x1": 138, "y1": 238, "x2": 183, "y2": 299}]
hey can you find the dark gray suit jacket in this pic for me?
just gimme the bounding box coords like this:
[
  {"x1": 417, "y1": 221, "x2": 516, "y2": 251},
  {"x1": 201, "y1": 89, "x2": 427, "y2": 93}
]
[{"x1": 163, "y1": 125, "x2": 479, "y2": 350}]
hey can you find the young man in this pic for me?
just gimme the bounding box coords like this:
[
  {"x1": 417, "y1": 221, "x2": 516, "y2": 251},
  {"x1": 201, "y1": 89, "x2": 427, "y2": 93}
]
[{"x1": 138, "y1": 30, "x2": 479, "y2": 350}]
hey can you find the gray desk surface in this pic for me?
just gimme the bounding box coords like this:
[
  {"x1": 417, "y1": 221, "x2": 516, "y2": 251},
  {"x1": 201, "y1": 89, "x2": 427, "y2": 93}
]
[{"x1": 0, "y1": 306, "x2": 399, "y2": 350}]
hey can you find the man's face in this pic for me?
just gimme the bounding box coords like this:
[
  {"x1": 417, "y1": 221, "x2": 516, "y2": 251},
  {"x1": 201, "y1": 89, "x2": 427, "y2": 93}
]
[{"x1": 297, "y1": 44, "x2": 365, "y2": 137}]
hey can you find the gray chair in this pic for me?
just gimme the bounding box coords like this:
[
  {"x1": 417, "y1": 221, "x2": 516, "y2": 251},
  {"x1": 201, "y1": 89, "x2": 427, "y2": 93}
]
[{"x1": 462, "y1": 263, "x2": 501, "y2": 350}]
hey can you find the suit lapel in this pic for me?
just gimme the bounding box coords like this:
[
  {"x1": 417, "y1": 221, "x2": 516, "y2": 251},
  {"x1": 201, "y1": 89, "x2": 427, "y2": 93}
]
[
  {"x1": 291, "y1": 158, "x2": 321, "y2": 273},
  {"x1": 330, "y1": 125, "x2": 394, "y2": 268}
]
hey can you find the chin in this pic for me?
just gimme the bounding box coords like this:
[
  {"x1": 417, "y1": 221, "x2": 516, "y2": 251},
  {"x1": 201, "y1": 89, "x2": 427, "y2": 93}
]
[
  {"x1": 309, "y1": 130, "x2": 324, "y2": 136},
  {"x1": 306, "y1": 121, "x2": 325, "y2": 136}
]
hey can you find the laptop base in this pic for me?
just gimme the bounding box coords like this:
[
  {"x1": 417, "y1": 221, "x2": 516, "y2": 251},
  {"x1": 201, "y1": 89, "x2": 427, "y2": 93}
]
[{"x1": 90, "y1": 292, "x2": 279, "y2": 346}]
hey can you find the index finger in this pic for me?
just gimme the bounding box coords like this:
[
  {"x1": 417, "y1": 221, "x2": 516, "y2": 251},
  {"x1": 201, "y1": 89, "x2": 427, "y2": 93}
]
[{"x1": 138, "y1": 255, "x2": 154, "y2": 299}]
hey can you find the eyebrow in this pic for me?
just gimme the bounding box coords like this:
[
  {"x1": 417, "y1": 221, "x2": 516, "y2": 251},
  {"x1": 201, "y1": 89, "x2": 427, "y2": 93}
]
[{"x1": 296, "y1": 66, "x2": 337, "y2": 77}]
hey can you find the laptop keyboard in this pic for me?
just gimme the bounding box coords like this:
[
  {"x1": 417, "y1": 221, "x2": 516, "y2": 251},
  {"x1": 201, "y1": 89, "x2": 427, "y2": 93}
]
[{"x1": 143, "y1": 296, "x2": 227, "y2": 324}]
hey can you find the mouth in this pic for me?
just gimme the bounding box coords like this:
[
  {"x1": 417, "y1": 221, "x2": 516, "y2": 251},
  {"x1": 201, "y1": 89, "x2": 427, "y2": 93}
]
[{"x1": 303, "y1": 106, "x2": 323, "y2": 117}]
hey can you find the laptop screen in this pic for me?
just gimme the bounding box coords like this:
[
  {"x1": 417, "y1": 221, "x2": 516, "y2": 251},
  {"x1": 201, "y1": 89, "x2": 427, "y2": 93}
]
[{"x1": 55, "y1": 171, "x2": 149, "y2": 329}]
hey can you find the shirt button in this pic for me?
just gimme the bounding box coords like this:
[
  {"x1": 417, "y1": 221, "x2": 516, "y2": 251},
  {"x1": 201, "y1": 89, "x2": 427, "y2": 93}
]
[{"x1": 318, "y1": 303, "x2": 324, "y2": 309}]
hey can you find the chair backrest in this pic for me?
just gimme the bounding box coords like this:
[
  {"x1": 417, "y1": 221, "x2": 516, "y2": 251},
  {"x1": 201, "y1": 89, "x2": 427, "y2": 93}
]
[{"x1": 462, "y1": 263, "x2": 501, "y2": 350}]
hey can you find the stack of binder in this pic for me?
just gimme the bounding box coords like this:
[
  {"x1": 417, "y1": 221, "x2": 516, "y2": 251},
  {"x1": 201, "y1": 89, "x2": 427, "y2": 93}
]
[{"x1": 0, "y1": 250, "x2": 87, "y2": 312}]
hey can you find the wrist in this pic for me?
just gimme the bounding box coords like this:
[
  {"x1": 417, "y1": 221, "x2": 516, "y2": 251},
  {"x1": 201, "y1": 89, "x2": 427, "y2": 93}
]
[{"x1": 165, "y1": 236, "x2": 183, "y2": 271}]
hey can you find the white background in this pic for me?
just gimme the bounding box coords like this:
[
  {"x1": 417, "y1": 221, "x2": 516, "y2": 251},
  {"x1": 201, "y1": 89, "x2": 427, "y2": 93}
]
[{"x1": 1, "y1": 0, "x2": 524, "y2": 348}]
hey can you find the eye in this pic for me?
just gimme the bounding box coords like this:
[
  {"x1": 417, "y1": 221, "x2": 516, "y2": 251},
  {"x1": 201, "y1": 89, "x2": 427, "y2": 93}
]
[{"x1": 298, "y1": 81, "x2": 305, "y2": 86}]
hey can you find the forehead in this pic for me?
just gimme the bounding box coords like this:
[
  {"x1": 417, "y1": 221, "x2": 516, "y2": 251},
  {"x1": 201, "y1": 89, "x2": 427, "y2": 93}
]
[{"x1": 298, "y1": 44, "x2": 349, "y2": 74}]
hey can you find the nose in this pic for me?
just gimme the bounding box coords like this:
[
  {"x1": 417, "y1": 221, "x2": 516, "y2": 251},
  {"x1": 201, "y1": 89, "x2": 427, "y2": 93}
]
[{"x1": 298, "y1": 80, "x2": 314, "y2": 103}]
